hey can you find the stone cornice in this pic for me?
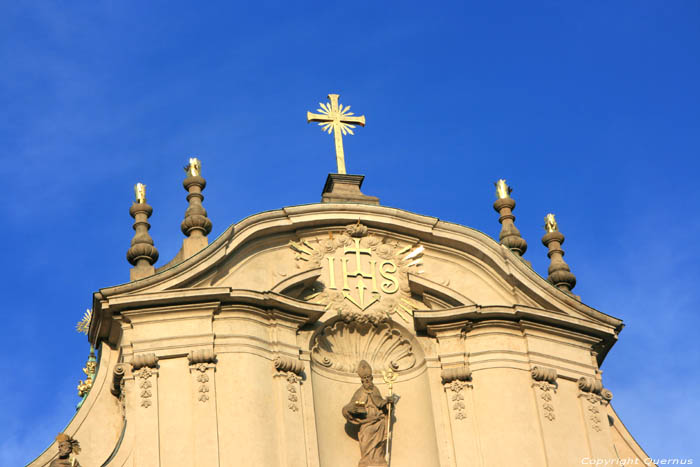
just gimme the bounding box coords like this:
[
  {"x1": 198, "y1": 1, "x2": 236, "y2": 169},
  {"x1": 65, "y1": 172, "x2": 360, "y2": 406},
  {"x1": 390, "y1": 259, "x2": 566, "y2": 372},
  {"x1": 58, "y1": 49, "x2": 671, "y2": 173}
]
[
  {"x1": 414, "y1": 304, "x2": 617, "y2": 363},
  {"x1": 89, "y1": 203, "x2": 623, "y2": 347},
  {"x1": 90, "y1": 288, "x2": 325, "y2": 344}
]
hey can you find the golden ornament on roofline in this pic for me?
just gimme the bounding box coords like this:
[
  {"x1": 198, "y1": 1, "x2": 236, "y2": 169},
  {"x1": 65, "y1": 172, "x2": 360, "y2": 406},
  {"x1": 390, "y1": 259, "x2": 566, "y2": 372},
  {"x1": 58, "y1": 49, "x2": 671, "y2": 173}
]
[
  {"x1": 544, "y1": 213, "x2": 558, "y2": 233},
  {"x1": 134, "y1": 183, "x2": 147, "y2": 204},
  {"x1": 495, "y1": 179, "x2": 512, "y2": 199},
  {"x1": 307, "y1": 93, "x2": 366, "y2": 175},
  {"x1": 184, "y1": 157, "x2": 201, "y2": 177},
  {"x1": 76, "y1": 309, "x2": 92, "y2": 335}
]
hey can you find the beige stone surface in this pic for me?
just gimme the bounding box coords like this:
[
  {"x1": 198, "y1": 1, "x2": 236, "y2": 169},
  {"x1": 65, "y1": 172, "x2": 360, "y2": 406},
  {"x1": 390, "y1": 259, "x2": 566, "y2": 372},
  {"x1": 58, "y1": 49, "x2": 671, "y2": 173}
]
[{"x1": 28, "y1": 202, "x2": 654, "y2": 466}]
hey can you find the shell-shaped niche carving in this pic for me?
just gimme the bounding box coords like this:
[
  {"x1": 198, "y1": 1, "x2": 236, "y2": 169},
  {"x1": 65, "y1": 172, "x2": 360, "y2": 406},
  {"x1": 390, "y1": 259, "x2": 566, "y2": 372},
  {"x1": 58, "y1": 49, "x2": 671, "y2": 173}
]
[{"x1": 310, "y1": 320, "x2": 416, "y2": 374}]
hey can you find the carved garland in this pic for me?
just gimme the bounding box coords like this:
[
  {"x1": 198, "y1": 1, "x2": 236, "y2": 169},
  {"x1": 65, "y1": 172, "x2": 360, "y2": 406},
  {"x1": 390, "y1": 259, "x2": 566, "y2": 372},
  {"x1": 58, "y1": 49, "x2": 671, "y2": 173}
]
[
  {"x1": 577, "y1": 376, "x2": 613, "y2": 432},
  {"x1": 441, "y1": 365, "x2": 472, "y2": 421},
  {"x1": 531, "y1": 366, "x2": 558, "y2": 422},
  {"x1": 188, "y1": 349, "x2": 216, "y2": 403},
  {"x1": 132, "y1": 353, "x2": 158, "y2": 409},
  {"x1": 274, "y1": 355, "x2": 304, "y2": 412},
  {"x1": 311, "y1": 320, "x2": 416, "y2": 374},
  {"x1": 135, "y1": 367, "x2": 154, "y2": 408}
]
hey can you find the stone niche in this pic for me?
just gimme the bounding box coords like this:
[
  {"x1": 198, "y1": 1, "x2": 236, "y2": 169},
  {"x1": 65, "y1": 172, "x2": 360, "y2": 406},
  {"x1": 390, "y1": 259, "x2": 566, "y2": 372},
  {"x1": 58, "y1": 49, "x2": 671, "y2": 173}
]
[{"x1": 309, "y1": 317, "x2": 440, "y2": 467}]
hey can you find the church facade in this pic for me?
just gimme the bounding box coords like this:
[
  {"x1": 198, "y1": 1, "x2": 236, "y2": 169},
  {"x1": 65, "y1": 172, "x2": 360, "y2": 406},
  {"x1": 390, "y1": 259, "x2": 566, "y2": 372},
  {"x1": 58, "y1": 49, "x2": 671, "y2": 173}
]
[{"x1": 29, "y1": 96, "x2": 654, "y2": 466}]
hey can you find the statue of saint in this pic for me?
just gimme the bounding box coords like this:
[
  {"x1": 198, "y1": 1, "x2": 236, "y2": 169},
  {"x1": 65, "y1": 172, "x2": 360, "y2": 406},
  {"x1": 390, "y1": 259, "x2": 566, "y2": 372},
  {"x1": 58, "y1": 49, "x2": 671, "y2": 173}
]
[
  {"x1": 49, "y1": 433, "x2": 81, "y2": 467},
  {"x1": 342, "y1": 360, "x2": 393, "y2": 467}
]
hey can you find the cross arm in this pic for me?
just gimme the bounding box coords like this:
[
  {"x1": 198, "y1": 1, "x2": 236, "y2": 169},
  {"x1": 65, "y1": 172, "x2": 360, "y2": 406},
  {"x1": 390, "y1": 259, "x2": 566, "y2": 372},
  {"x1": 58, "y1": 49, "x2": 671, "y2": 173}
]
[
  {"x1": 340, "y1": 115, "x2": 366, "y2": 126},
  {"x1": 307, "y1": 111, "x2": 331, "y2": 123}
]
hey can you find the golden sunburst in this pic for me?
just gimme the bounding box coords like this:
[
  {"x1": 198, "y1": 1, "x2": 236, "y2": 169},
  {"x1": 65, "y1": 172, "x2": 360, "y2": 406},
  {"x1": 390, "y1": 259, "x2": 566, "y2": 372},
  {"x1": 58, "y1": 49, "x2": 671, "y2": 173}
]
[
  {"x1": 76, "y1": 309, "x2": 92, "y2": 334},
  {"x1": 315, "y1": 101, "x2": 360, "y2": 136}
]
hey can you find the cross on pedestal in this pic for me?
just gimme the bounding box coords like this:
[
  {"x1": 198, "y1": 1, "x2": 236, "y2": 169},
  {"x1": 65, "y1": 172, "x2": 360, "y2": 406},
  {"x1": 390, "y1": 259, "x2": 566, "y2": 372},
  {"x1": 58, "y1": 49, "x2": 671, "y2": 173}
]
[{"x1": 307, "y1": 94, "x2": 366, "y2": 174}]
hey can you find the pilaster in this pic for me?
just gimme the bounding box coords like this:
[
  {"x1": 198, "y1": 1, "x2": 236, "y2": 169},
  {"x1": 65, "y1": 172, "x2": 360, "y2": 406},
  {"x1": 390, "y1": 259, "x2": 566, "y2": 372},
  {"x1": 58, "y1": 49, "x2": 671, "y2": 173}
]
[
  {"x1": 188, "y1": 349, "x2": 219, "y2": 467},
  {"x1": 426, "y1": 321, "x2": 482, "y2": 467},
  {"x1": 129, "y1": 353, "x2": 160, "y2": 465}
]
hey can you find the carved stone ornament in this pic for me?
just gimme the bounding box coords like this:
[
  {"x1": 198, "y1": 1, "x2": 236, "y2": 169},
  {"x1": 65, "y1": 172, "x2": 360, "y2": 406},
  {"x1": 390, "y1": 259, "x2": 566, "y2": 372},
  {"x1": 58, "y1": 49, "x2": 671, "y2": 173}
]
[
  {"x1": 311, "y1": 320, "x2": 416, "y2": 374},
  {"x1": 531, "y1": 366, "x2": 558, "y2": 422},
  {"x1": 274, "y1": 355, "x2": 304, "y2": 375},
  {"x1": 111, "y1": 364, "x2": 126, "y2": 397},
  {"x1": 577, "y1": 376, "x2": 613, "y2": 432},
  {"x1": 50, "y1": 433, "x2": 81, "y2": 467},
  {"x1": 531, "y1": 366, "x2": 558, "y2": 384},
  {"x1": 188, "y1": 350, "x2": 216, "y2": 403},
  {"x1": 289, "y1": 223, "x2": 424, "y2": 323},
  {"x1": 441, "y1": 365, "x2": 472, "y2": 384},
  {"x1": 273, "y1": 355, "x2": 304, "y2": 412},
  {"x1": 135, "y1": 367, "x2": 154, "y2": 408},
  {"x1": 132, "y1": 352, "x2": 158, "y2": 370},
  {"x1": 188, "y1": 348, "x2": 217, "y2": 365},
  {"x1": 194, "y1": 364, "x2": 211, "y2": 403}
]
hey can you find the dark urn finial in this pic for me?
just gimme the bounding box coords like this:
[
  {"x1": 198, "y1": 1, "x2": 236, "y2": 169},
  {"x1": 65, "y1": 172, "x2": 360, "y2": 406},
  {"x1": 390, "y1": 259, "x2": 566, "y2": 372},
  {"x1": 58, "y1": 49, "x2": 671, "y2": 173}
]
[
  {"x1": 181, "y1": 157, "x2": 212, "y2": 258},
  {"x1": 492, "y1": 179, "x2": 528, "y2": 257},
  {"x1": 127, "y1": 183, "x2": 159, "y2": 280},
  {"x1": 541, "y1": 213, "x2": 577, "y2": 294}
]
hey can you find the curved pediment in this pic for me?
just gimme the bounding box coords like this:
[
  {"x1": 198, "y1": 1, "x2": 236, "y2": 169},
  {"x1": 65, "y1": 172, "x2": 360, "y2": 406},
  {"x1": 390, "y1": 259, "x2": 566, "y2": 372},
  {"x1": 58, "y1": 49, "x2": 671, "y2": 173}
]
[{"x1": 91, "y1": 203, "x2": 622, "y2": 358}]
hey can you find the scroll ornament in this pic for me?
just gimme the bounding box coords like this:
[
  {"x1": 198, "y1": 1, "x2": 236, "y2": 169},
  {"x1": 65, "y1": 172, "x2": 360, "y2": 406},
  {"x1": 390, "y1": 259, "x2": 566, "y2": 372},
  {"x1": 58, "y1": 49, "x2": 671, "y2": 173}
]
[
  {"x1": 531, "y1": 366, "x2": 558, "y2": 422},
  {"x1": 578, "y1": 376, "x2": 613, "y2": 432},
  {"x1": 442, "y1": 365, "x2": 472, "y2": 421},
  {"x1": 188, "y1": 350, "x2": 216, "y2": 403},
  {"x1": 273, "y1": 355, "x2": 304, "y2": 412}
]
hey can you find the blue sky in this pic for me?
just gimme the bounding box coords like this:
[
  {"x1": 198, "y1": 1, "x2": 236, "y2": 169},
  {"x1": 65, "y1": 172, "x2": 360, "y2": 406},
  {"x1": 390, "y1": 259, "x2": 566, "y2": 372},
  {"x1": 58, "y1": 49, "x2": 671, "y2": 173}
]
[{"x1": 1, "y1": 2, "x2": 698, "y2": 464}]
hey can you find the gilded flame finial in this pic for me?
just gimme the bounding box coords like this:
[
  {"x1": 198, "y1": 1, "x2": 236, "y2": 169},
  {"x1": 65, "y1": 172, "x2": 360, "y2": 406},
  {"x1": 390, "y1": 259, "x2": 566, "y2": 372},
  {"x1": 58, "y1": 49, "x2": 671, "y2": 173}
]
[
  {"x1": 185, "y1": 157, "x2": 201, "y2": 177},
  {"x1": 544, "y1": 213, "x2": 558, "y2": 233},
  {"x1": 134, "y1": 183, "x2": 147, "y2": 204},
  {"x1": 495, "y1": 179, "x2": 512, "y2": 199},
  {"x1": 307, "y1": 94, "x2": 366, "y2": 174}
]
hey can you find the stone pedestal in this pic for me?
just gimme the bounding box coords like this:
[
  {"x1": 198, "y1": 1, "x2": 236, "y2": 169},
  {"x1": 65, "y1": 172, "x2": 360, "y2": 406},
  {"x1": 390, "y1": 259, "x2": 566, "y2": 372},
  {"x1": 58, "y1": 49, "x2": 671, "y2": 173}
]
[{"x1": 321, "y1": 174, "x2": 379, "y2": 205}]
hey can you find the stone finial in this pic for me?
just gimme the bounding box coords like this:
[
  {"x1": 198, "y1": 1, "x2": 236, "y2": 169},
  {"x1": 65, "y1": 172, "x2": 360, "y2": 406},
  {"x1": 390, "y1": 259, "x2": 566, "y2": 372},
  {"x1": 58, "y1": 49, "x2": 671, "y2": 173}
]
[
  {"x1": 127, "y1": 183, "x2": 159, "y2": 281},
  {"x1": 541, "y1": 213, "x2": 577, "y2": 293},
  {"x1": 492, "y1": 179, "x2": 528, "y2": 256},
  {"x1": 181, "y1": 157, "x2": 212, "y2": 258}
]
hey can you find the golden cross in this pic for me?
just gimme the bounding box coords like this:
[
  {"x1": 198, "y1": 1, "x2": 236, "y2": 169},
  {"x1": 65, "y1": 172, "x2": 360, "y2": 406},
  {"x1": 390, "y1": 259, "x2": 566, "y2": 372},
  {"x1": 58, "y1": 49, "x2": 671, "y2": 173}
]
[{"x1": 307, "y1": 94, "x2": 366, "y2": 174}]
